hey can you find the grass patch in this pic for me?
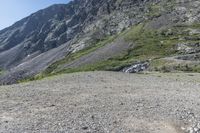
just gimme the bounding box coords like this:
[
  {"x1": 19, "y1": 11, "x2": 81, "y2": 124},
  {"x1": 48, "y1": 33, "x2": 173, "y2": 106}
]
[
  {"x1": 146, "y1": 4, "x2": 162, "y2": 18},
  {"x1": 123, "y1": 24, "x2": 178, "y2": 60},
  {"x1": 0, "y1": 69, "x2": 5, "y2": 75}
]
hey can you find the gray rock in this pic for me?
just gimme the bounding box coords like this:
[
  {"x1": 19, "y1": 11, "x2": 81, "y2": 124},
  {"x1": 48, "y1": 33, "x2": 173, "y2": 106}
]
[{"x1": 122, "y1": 61, "x2": 150, "y2": 73}]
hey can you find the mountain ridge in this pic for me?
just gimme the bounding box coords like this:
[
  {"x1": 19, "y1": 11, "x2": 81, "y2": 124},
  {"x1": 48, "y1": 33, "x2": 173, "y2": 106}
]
[{"x1": 1, "y1": 0, "x2": 200, "y2": 84}]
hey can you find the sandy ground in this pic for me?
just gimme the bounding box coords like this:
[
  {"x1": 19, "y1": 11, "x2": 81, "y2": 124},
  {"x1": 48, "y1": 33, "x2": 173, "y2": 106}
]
[{"x1": 0, "y1": 71, "x2": 200, "y2": 133}]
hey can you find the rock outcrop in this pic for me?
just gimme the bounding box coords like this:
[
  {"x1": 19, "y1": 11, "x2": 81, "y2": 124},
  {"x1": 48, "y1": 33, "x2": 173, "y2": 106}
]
[{"x1": 122, "y1": 61, "x2": 150, "y2": 73}]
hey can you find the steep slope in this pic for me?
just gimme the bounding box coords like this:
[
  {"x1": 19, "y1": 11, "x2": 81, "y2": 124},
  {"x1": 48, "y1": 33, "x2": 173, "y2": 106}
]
[
  {"x1": 0, "y1": 0, "x2": 144, "y2": 69},
  {"x1": 0, "y1": 4, "x2": 74, "y2": 68},
  {"x1": 45, "y1": 0, "x2": 200, "y2": 75},
  {"x1": 0, "y1": 0, "x2": 158, "y2": 84},
  {"x1": 1, "y1": 0, "x2": 200, "y2": 84}
]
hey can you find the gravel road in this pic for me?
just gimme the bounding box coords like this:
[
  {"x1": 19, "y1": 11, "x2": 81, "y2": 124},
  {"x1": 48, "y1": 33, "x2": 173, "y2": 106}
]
[{"x1": 1, "y1": 71, "x2": 200, "y2": 133}]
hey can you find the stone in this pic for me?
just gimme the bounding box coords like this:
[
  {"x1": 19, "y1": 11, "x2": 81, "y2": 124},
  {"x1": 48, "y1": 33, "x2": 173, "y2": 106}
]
[{"x1": 122, "y1": 61, "x2": 150, "y2": 73}]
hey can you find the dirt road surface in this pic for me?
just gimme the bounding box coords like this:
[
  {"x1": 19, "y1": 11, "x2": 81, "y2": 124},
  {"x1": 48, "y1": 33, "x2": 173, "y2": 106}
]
[{"x1": 0, "y1": 71, "x2": 200, "y2": 133}]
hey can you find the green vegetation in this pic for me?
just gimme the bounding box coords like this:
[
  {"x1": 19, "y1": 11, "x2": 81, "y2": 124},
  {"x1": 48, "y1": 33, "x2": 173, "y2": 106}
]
[
  {"x1": 54, "y1": 23, "x2": 179, "y2": 75},
  {"x1": 19, "y1": 35, "x2": 120, "y2": 82},
  {"x1": 43, "y1": 35, "x2": 117, "y2": 74},
  {"x1": 152, "y1": 62, "x2": 200, "y2": 73},
  {"x1": 146, "y1": 4, "x2": 162, "y2": 18},
  {"x1": 145, "y1": 1, "x2": 176, "y2": 19},
  {"x1": 0, "y1": 69, "x2": 5, "y2": 75},
  {"x1": 124, "y1": 24, "x2": 177, "y2": 59},
  {"x1": 20, "y1": 21, "x2": 200, "y2": 83}
]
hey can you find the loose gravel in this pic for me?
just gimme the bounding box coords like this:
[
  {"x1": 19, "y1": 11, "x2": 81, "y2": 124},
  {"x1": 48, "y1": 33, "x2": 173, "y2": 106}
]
[{"x1": 0, "y1": 71, "x2": 200, "y2": 133}]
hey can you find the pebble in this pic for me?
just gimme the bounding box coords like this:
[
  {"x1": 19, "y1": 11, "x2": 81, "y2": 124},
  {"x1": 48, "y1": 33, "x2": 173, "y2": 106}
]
[{"x1": 82, "y1": 126, "x2": 89, "y2": 130}]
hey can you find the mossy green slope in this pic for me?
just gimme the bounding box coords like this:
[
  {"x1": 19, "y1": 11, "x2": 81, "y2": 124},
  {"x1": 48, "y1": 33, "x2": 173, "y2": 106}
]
[
  {"x1": 21, "y1": 22, "x2": 200, "y2": 82},
  {"x1": 21, "y1": 23, "x2": 200, "y2": 82}
]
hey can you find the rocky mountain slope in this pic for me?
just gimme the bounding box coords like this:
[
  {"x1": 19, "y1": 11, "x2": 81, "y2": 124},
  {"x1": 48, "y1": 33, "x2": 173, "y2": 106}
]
[{"x1": 1, "y1": 0, "x2": 200, "y2": 84}]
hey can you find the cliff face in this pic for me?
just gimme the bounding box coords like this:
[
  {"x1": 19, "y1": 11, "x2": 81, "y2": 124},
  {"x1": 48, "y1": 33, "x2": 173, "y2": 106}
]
[
  {"x1": 0, "y1": 0, "x2": 200, "y2": 84},
  {"x1": 0, "y1": 0, "x2": 154, "y2": 69}
]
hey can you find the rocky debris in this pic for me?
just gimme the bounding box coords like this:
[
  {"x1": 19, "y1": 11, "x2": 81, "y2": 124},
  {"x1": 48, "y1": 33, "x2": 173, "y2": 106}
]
[
  {"x1": 173, "y1": 41, "x2": 200, "y2": 62},
  {"x1": 175, "y1": 109, "x2": 200, "y2": 133},
  {"x1": 176, "y1": 54, "x2": 200, "y2": 61},
  {"x1": 122, "y1": 61, "x2": 150, "y2": 73},
  {"x1": 176, "y1": 42, "x2": 200, "y2": 54},
  {"x1": 1, "y1": 71, "x2": 200, "y2": 132},
  {"x1": 59, "y1": 37, "x2": 131, "y2": 71},
  {"x1": 188, "y1": 28, "x2": 200, "y2": 35},
  {"x1": 184, "y1": 123, "x2": 200, "y2": 133}
]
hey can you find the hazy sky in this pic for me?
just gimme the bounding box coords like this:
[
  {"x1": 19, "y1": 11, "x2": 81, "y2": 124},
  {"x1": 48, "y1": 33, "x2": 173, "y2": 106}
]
[{"x1": 0, "y1": 0, "x2": 71, "y2": 30}]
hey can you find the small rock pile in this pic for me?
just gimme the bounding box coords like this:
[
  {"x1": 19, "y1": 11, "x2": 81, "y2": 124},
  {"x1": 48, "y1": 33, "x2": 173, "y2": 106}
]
[
  {"x1": 180, "y1": 111, "x2": 200, "y2": 133},
  {"x1": 182, "y1": 123, "x2": 200, "y2": 133},
  {"x1": 122, "y1": 61, "x2": 150, "y2": 73}
]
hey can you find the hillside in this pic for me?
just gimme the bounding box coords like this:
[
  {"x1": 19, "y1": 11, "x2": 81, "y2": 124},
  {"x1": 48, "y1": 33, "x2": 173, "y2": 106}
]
[{"x1": 0, "y1": 0, "x2": 200, "y2": 83}]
